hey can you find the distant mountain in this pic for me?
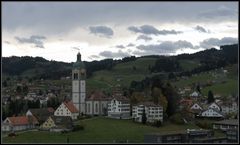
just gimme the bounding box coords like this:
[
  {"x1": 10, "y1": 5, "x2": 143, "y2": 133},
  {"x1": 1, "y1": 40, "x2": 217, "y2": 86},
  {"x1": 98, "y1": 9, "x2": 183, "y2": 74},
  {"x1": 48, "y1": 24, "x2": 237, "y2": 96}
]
[{"x1": 2, "y1": 44, "x2": 238, "y2": 80}]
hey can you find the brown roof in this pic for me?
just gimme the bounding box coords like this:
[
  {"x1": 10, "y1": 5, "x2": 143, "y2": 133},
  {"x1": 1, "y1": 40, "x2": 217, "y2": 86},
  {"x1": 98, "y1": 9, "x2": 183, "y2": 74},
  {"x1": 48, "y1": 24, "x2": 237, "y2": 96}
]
[
  {"x1": 86, "y1": 91, "x2": 111, "y2": 101},
  {"x1": 47, "y1": 107, "x2": 55, "y2": 113},
  {"x1": 7, "y1": 116, "x2": 38, "y2": 126},
  {"x1": 63, "y1": 101, "x2": 79, "y2": 113}
]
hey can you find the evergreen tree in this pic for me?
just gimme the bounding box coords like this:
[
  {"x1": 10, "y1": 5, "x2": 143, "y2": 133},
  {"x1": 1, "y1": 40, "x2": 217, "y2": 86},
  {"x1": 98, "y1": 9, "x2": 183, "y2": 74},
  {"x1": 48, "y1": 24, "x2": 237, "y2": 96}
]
[
  {"x1": 208, "y1": 90, "x2": 215, "y2": 104},
  {"x1": 142, "y1": 107, "x2": 147, "y2": 124}
]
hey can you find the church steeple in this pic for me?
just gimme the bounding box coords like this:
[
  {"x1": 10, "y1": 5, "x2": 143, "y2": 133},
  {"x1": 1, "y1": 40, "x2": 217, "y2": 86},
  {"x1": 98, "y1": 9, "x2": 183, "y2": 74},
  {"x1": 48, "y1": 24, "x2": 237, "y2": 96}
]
[{"x1": 77, "y1": 52, "x2": 81, "y2": 62}]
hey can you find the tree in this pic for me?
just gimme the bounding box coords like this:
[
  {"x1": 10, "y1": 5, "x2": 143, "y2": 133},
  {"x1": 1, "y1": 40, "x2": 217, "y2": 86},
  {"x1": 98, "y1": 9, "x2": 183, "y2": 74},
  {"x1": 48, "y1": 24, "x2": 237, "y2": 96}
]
[
  {"x1": 163, "y1": 83, "x2": 179, "y2": 117},
  {"x1": 152, "y1": 87, "x2": 161, "y2": 104},
  {"x1": 142, "y1": 107, "x2": 147, "y2": 124},
  {"x1": 16, "y1": 86, "x2": 22, "y2": 94},
  {"x1": 3, "y1": 80, "x2": 7, "y2": 87},
  {"x1": 23, "y1": 85, "x2": 29, "y2": 95},
  {"x1": 207, "y1": 90, "x2": 215, "y2": 104},
  {"x1": 196, "y1": 84, "x2": 201, "y2": 94}
]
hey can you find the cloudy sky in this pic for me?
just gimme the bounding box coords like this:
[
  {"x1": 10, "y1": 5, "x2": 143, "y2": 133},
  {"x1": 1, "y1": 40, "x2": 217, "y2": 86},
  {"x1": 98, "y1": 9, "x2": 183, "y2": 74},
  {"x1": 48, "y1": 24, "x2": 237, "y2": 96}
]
[{"x1": 2, "y1": 2, "x2": 238, "y2": 62}]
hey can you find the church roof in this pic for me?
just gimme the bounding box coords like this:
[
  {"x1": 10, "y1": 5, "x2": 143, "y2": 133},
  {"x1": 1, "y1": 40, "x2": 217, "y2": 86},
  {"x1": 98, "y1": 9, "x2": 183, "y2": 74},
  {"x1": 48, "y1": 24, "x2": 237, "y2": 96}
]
[{"x1": 86, "y1": 91, "x2": 111, "y2": 101}]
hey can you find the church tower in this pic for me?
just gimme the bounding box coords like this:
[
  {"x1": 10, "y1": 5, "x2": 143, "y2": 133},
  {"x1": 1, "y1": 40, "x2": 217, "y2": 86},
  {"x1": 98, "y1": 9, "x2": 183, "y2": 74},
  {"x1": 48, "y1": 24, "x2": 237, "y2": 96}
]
[{"x1": 72, "y1": 52, "x2": 86, "y2": 115}]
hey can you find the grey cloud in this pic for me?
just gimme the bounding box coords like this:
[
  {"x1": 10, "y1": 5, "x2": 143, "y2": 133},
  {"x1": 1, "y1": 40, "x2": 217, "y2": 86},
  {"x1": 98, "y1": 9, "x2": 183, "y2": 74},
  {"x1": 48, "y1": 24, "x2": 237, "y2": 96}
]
[
  {"x1": 128, "y1": 25, "x2": 182, "y2": 35},
  {"x1": 116, "y1": 45, "x2": 125, "y2": 49},
  {"x1": 194, "y1": 25, "x2": 210, "y2": 33},
  {"x1": 3, "y1": 2, "x2": 237, "y2": 34},
  {"x1": 99, "y1": 50, "x2": 130, "y2": 58},
  {"x1": 89, "y1": 26, "x2": 113, "y2": 38},
  {"x1": 136, "y1": 40, "x2": 196, "y2": 54},
  {"x1": 137, "y1": 35, "x2": 152, "y2": 41},
  {"x1": 15, "y1": 35, "x2": 46, "y2": 48},
  {"x1": 126, "y1": 43, "x2": 135, "y2": 47},
  {"x1": 4, "y1": 41, "x2": 11, "y2": 44},
  {"x1": 198, "y1": 6, "x2": 237, "y2": 19},
  {"x1": 88, "y1": 55, "x2": 100, "y2": 60},
  {"x1": 200, "y1": 37, "x2": 238, "y2": 48}
]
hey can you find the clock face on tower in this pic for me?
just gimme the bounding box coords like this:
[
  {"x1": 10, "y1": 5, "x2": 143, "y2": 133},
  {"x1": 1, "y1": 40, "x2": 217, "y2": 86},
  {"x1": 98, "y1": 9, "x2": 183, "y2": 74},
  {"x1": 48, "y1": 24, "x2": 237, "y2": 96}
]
[{"x1": 80, "y1": 69, "x2": 85, "y2": 76}]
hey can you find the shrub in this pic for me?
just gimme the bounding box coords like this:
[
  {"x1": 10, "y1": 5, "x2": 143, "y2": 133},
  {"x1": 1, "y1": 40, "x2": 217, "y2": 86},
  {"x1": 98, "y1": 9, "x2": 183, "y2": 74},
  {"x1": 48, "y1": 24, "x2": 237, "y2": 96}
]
[
  {"x1": 152, "y1": 120, "x2": 162, "y2": 127},
  {"x1": 169, "y1": 113, "x2": 184, "y2": 125},
  {"x1": 195, "y1": 120, "x2": 212, "y2": 129},
  {"x1": 73, "y1": 125, "x2": 84, "y2": 131}
]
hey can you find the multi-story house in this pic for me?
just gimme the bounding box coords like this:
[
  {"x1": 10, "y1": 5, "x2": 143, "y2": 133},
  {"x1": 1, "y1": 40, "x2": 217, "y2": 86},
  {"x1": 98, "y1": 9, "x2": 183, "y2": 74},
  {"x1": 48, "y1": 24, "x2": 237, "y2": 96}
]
[{"x1": 132, "y1": 102, "x2": 163, "y2": 123}]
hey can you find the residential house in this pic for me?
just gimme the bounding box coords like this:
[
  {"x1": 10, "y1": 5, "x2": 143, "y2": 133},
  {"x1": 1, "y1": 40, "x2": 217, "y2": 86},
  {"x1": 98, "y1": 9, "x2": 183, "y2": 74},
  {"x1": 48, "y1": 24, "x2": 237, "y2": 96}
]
[
  {"x1": 221, "y1": 102, "x2": 238, "y2": 115},
  {"x1": 132, "y1": 102, "x2": 163, "y2": 123},
  {"x1": 2, "y1": 116, "x2": 38, "y2": 132},
  {"x1": 40, "y1": 116, "x2": 73, "y2": 132},
  {"x1": 208, "y1": 102, "x2": 221, "y2": 111},
  {"x1": 179, "y1": 99, "x2": 193, "y2": 110},
  {"x1": 108, "y1": 96, "x2": 130, "y2": 119},
  {"x1": 85, "y1": 91, "x2": 111, "y2": 116},
  {"x1": 213, "y1": 119, "x2": 238, "y2": 131},
  {"x1": 190, "y1": 91, "x2": 200, "y2": 98},
  {"x1": 199, "y1": 108, "x2": 224, "y2": 118},
  {"x1": 26, "y1": 107, "x2": 55, "y2": 125},
  {"x1": 54, "y1": 101, "x2": 79, "y2": 120},
  {"x1": 190, "y1": 103, "x2": 203, "y2": 110}
]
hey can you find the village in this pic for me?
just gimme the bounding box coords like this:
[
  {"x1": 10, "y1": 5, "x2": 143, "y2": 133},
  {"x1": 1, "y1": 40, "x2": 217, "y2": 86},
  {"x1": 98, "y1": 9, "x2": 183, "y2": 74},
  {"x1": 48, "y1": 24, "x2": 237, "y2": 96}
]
[{"x1": 2, "y1": 52, "x2": 238, "y2": 143}]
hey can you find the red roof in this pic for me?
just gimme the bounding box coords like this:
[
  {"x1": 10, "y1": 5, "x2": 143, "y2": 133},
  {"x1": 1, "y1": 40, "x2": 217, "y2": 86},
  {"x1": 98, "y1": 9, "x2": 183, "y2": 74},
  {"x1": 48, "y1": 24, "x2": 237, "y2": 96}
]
[
  {"x1": 63, "y1": 101, "x2": 79, "y2": 113},
  {"x1": 7, "y1": 116, "x2": 38, "y2": 126}
]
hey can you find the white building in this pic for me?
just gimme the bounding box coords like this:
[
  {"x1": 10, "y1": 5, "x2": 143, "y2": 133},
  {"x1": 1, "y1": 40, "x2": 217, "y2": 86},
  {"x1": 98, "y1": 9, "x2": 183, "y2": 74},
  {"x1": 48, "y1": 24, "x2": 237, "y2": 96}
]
[
  {"x1": 190, "y1": 103, "x2": 203, "y2": 110},
  {"x1": 190, "y1": 91, "x2": 200, "y2": 97},
  {"x1": 213, "y1": 119, "x2": 238, "y2": 131},
  {"x1": 108, "y1": 96, "x2": 130, "y2": 119},
  {"x1": 2, "y1": 116, "x2": 38, "y2": 132},
  {"x1": 208, "y1": 102, "x2": 221, "y2": 111},
  {"x1": 85, "y1": 91, "x2": 111, "y2": 116},
  {"x1": 221, "y1": 102, "x2": 238, "y2": 115},
  {"x1": 72, "y1": 52, "x2": 86, "y2": 115},
  {"x1": 199, "y1": 108, "x2": 224, "y2": 118},
  {"x1": 132, "y1": 102, "x2": 163, "y2": 123},
  {"x1": 54, "y1": 101, "x2": 79, "y2": 120}
]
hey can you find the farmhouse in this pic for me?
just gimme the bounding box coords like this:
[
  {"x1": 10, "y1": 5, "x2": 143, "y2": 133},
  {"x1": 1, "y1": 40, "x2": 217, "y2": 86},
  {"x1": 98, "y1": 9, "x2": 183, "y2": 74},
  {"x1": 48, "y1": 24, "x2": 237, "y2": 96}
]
[
  {"x1": 199, "y1": 108, "x2": 224, "y2": 118},
  {"x1": 26, "y1": 107, "x2": 55, "y2": 124},
  {"x1": 54, "y1": 101, "x2": 79, "y2": 120},
  {"x1": 132, "y1": 102, "x2": 163, "y2": 123},
  {"x1": 2, "y1": 116, "x2": 38, "y2": 132},
  {"x1": 40, "y1": 116, "x2": 73, "y2": 132}
]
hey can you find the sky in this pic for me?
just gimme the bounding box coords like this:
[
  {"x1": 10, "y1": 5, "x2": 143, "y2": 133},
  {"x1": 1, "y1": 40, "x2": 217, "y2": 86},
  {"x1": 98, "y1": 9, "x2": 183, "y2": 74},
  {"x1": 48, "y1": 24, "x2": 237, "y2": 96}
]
[{"x1": 2, "y1": 2, "x2": 239, "y2": 62}]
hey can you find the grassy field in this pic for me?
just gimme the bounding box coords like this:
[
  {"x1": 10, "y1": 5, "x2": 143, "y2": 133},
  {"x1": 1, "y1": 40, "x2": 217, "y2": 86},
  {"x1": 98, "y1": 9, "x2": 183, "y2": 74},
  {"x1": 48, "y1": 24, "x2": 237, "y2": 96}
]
[
  {"x1": 3, "y1": 117, "x2": 200, "y2": 143},
  {"x1": 179, "y1": 59, "x2": 200, "y2": 71},
  {"x1": 88, "y1": 57, "x2": 157, "y2": 89}
]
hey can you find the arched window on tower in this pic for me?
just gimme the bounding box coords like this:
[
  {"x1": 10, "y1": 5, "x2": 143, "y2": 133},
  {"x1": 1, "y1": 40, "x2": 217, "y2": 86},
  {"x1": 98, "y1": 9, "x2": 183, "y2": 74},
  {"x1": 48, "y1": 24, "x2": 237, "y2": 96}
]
[{"x1": 74, "y1": 73, "x2": 78, "y2": 79}]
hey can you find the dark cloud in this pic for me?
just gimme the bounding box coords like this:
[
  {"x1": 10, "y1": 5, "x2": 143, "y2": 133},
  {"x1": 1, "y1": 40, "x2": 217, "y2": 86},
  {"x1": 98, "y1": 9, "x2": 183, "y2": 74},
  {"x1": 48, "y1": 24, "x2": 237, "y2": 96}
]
[
  {"x1": 200, "y1": 37, "x2": 238, "y2": 48},
  {"x1": 15, "y1": 35, "x2": 46, "y2": 48},
  {"x1": 136, "y1": 35, "x2": 152, "y2": 41},
  {"x1": 198, "y1": 6, "x2": 237, "y2": 19},
  {"x1": 194, "y1": 25, "x2": 210, "y2": 33},
  {"x1": 126, "y1": 43, "x2": 135, "y2": 47},
  {"x1": 89, "y1": 26, "x2": 113, "y2": 38},
  {"x1": 99, "y1": 50, "x2": 130, "y2": 58},
  {"x1": 128, "y1": 25, "x2": 182, "y2": 35},
  {"x1": 3, "y1": 2, "x2": 237, "y2": 35},
  {"x1": 136, "y1": 40, "x2": 196, "y2": 54},
  {"x1": 115, "y1": 45, "x2": 125, "y2": 49}
]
